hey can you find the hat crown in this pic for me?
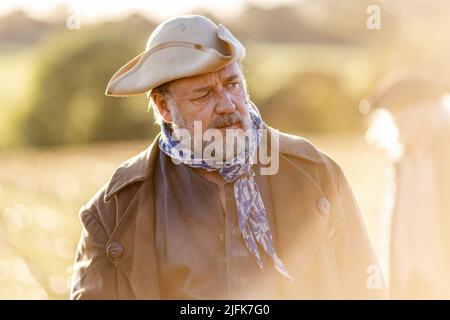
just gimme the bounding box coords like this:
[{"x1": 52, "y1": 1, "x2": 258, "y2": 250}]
[
  {"x1": 105, "y1": 14, "x2": 245, "y2": 96},
  {"x1": 146, "y1": 15, "x2": 231, "y2": 56}
]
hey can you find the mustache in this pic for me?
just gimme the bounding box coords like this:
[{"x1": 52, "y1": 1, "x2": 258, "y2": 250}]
[{"x1": 209, "y1": 113, "x2": 242, "y2": 129}]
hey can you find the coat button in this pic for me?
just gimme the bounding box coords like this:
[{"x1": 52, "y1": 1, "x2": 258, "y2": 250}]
[
  {"x1": 316, "y1": 197, "x2": 331, "y2": 215},
  {"x1": 106, "y1": 242, "x2": 124, "y2": 259}
]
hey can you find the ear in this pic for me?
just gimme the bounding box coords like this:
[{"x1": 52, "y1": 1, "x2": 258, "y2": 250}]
[{"x1": 151, "y1": 92, "x2": 173, "y2": 123}]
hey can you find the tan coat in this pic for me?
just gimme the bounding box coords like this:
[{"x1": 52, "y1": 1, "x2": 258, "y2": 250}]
[{"x1": 70, "y1": 127, "x2": 386, "y2": 299}]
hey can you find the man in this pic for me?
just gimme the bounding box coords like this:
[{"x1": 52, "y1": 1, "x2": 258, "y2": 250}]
[
  {"x1": 366, "y1": 70, "x2": 450, "y2": 299},
  {"x1": 70, "y1": 15, "x2": 385, "y2": 299}
]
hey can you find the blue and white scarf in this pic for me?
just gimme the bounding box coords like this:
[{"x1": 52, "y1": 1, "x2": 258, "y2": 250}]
[{"x1": 158, "y1": 103, "x2": 293, "y2": 280}]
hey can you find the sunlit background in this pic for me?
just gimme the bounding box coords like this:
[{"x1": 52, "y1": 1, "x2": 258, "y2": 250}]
[{"x1": 1, "y1": 0, "x2": 450, "y2": 299}]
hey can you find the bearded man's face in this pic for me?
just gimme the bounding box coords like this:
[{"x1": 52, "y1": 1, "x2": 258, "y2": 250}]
[{"x1": 156, "y1": 62, "x2": 256, "y2": 161}]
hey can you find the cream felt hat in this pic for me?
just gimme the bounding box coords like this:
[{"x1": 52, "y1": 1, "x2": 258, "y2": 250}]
[{"x1": 105, "y1": 15, "x2": 246, "y2": 97}]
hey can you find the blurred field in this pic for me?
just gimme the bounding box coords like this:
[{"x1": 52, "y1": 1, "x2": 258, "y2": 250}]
[
  {"x1": 0, "y1": 133, "x2": 391, "y2": 299},
  {"x1": 2, "y1": 1, "x2": 428, "y2": 299},
  {"x1": 0, "y1": 49, "x2": 36, "y2": 148}
]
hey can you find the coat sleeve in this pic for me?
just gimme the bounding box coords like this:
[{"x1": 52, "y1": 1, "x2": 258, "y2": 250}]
[
  {"x1": 70, "y1": 207, "x2": 118, "y2": 299},
  {"x1": 330, "y1": 164, "x2": 388, "y2": 299}
]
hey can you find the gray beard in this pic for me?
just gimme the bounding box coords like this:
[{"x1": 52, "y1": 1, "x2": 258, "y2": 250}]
[{"x1": 168, "y1": 101, "x2": 256, "y2": 162}]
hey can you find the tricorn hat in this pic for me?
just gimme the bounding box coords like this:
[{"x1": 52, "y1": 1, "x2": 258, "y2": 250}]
[{"x1": 105, "y1": 15, "x2": 246, "y2": 97}]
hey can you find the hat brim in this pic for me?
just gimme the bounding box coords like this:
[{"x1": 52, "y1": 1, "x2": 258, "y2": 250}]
[{"x1": 105, "y1": 24, "x2": 245, "y2": 97}]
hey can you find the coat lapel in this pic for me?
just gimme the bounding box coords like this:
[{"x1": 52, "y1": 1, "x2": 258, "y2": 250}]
[
  {"x1": 107, "y1": 179, "x2": 160, "y2": 299},
  {"x1": 269, "y1": 154, "x2": 329, "y2": 282},
  {"x1": 105, "y1": 135, "x2": 161, "y2": 299},
  {"x1": 263, "y1": 127, "x2": 330, "y2": 282}
]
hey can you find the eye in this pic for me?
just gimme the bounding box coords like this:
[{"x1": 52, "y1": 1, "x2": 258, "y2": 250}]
[
  {"x1": 226, "y1": 82, "x2": 240, "y2": 89},
  {"x1": 192, "y1": 91, "x2": 211, "y2": 102}
]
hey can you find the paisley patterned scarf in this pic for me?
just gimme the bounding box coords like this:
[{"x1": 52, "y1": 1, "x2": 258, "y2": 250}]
[{"x1": 158, "y1": 102, "x2": 292, "y2": 280}]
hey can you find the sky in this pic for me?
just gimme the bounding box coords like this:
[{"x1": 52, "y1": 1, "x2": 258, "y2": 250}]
[{"x1": 0, "y1": 0, "x2": 299, "y2": 22}]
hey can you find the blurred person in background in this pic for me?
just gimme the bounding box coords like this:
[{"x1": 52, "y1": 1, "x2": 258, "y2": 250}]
[
  {"x1": 70, "y1": 15, "x2": 385, "y2": 300},
  {"x1": 365, "y1": 70, "x2": 450, "y2": 299}
]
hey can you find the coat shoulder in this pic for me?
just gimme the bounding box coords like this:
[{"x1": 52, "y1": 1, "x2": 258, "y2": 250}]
[
  {"x1": 78, "y1": 183, "x2": 115, "y2": 236},
  {"x1": 277, "y1": 130, "x2": 340, "y2": 169},
  {"x1": 79, "y1": 143, "x2": 155, "y2": 235},
  {"x1": 276, "y1": 130, "x2": 346, "y2": 190}
]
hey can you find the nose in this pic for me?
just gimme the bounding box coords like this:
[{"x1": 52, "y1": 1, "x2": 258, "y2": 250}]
[{"x1": 215, "y1": 90, "x2": 236, "y2": 115}]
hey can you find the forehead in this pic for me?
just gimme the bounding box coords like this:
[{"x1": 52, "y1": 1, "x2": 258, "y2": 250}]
[{"x1": 171, "y1": 62, "x2": 243, "y2": 92}]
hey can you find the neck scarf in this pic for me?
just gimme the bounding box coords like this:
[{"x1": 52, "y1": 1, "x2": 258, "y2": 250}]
[{"x1": 158, "y1": 102, "x2": 292, "y2": 280}]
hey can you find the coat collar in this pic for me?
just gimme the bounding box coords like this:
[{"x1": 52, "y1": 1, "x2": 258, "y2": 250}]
[{"x1": 104, "y1": 125, "x2": 325, "y2": 201}]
